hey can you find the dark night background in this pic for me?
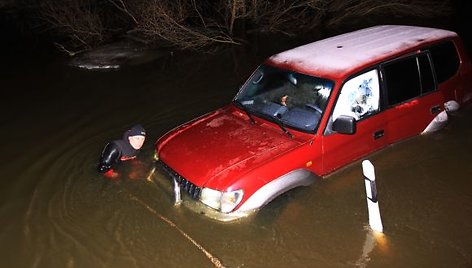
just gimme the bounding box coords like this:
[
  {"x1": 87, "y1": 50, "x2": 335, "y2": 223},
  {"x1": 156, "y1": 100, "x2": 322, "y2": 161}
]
[{"x1": 1, "y1": 0, "x2": 471, "y2": 57}]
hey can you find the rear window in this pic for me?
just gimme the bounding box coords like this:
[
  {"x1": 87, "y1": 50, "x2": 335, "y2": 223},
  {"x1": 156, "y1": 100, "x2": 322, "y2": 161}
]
[{"x1": 428, "y1": 41, "x2": 460, "y2": 83}]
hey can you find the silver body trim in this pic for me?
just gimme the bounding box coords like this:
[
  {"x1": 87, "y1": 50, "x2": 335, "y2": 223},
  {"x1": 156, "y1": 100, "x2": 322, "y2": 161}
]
[
  {"x1": 422, "y1": 110, "x2": 448, "y2": 134},
  {"x1": 237, "y1": 169, "x2": 316, "y2": 212}
]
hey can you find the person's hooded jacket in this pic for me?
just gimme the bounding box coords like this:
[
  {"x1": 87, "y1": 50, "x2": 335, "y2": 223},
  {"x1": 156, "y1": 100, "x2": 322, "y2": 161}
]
[{"x1": 97, "y1": 124, "x2": 146, "y2": 173}]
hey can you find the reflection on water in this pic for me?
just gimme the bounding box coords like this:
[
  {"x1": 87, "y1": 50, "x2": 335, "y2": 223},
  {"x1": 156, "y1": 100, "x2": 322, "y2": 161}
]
[
  {"x1": 1, "y1": 36, "x2": 472, "y2": 268},
  {"x1": 356, "y1": 230, "x2": 390, "y2": 268}
]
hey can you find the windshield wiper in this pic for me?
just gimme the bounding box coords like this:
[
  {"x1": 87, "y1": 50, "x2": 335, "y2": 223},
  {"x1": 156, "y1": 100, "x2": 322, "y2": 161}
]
[
  {"x1": 235, "y1": 101, "x2": 256, "y2": 124},
  {"x1": 272, "y1": 116, "x2": 293, "y2": 139}
]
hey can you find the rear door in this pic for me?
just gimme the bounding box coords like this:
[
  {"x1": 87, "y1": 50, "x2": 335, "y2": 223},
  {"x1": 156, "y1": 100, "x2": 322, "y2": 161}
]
[
  {"x1": 321, "y1": 69, "x2": 388, "y2": 175},
  {"x1": 381, "y1": 52, "x2": 445, "y2": 144}
]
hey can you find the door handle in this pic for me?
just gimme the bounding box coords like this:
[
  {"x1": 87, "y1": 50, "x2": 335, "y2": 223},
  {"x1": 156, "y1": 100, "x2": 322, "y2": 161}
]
[
  {"x1": 430, "y1": 105, "x2": 441, "y2": 115},
  {"x1": 373, "y1": 130, "x2": 384, "y2": 140}
]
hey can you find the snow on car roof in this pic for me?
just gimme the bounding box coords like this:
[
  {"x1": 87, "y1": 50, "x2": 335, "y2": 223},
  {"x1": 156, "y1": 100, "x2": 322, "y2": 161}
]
[{"x1": 268, "y1": 25, "x2": 457, "y2": 79}]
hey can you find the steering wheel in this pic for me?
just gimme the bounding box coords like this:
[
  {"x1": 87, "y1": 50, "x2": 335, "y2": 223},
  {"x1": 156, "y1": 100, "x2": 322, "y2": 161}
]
[{"x1": 306, "y1": 103, "x2": 322, "y2": 113}]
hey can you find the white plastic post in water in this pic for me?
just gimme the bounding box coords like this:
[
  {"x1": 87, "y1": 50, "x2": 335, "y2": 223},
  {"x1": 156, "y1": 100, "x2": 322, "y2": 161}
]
[
  {"x1": 362, "y1": 160, "x2": 383, "y2": 233},
  {"x1": 173, "y1": 178, "x2": 182, "y2": 206}
]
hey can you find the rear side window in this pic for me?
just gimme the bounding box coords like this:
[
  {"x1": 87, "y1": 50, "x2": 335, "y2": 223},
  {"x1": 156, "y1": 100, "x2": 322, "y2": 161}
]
[
  {"x1": 383, "y1": 57, "x2": 421, "y2": 105},
  {"x1": 383, "y1": 53, "x2": 435, "y2": 106},
  {"x1": 418, "y1": 55, "x2": 435, "y2": 93},
  {"x1": 428, "y1": 41, "x2": 460, "y2": 83}
]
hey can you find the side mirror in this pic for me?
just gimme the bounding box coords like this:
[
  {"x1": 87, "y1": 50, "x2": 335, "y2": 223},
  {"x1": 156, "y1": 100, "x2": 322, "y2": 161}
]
[{"x1": 332, "y1": 115, "x2": 356, "y2": 135}]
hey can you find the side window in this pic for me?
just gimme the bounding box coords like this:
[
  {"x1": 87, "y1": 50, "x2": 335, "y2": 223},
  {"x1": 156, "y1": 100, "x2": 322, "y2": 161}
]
[
  {"x1": 383, "y1": 53, "x2": 437, "y2": 106},
  {"x1": 332, "y1": 69, "x2": 380, "y2": 121},
  {"x1": 383, "y1": 57, "x2": 421, "y2": 105},
  {"x1": 428, "y1": 41, "x2": 460, "y2": 83},
  {"x1": 418, "y1": 54, "x2": 435, "y2": 93}
]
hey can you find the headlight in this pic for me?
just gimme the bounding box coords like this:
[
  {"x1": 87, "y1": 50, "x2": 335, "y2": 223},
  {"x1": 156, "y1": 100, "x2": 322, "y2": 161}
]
[
  {"x1": 200, "y1": 188, "x2": 244, "y2": 213},
  {"x1": 153, "y1": 150, "x2": 159, "y2": 161}
]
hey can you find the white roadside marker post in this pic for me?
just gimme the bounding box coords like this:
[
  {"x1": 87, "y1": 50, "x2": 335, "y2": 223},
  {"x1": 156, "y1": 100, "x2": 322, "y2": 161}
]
[
  {"x1": 362, "y1": 160, "x2": 383, "y2": 233},
  {"x1": 173, "y1": 178, "x2": 182, "y2": 205}
]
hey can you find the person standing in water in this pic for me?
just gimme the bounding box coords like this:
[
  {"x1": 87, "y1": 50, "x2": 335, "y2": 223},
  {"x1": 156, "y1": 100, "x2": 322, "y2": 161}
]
[{"x1": 97, "y1": 124, "x2": 146, "y2": 178}]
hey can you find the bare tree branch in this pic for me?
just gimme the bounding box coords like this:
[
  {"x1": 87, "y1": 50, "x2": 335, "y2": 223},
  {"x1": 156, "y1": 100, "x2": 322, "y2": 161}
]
[
  {"x1": 35, "y1": 0, "x2": 453, "y2": 52},
  {"x1": 106, "y1": 0, "x2": 138, "y2": 25}
]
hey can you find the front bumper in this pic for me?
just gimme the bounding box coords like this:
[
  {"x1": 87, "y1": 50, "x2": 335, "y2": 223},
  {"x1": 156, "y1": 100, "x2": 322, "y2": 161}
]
[{"x1": 155, "y1": 160, "x2": 253, "y2": 222}]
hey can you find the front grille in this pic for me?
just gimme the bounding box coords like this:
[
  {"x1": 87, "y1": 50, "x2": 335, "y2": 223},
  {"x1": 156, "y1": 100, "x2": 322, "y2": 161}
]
[{"x1": 156, "y1": 160, "x2": 202, "y2": 199}]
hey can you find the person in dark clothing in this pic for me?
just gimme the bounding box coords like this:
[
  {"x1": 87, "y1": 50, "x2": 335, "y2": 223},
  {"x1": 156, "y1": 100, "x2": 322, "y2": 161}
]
[{"x1": 98, "y1": 124, "x2": 146, "y2": 177}]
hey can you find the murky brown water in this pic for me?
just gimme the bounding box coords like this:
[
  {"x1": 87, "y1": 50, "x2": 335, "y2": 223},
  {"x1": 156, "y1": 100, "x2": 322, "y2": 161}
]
[{"x1": 1, "y1": 33, "x2": 472, "y2": 268}]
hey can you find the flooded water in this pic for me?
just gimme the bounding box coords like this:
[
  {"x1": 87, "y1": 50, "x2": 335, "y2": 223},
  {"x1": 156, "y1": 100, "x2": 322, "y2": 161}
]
[{"x1": 1, "y1": 32, "x2": 472, "y2": 268}]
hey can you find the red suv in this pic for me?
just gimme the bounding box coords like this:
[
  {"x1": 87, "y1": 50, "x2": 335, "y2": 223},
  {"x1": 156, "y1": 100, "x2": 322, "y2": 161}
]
[{"x1": 154, "y1": 25, "x2": 472, "y2": 221}]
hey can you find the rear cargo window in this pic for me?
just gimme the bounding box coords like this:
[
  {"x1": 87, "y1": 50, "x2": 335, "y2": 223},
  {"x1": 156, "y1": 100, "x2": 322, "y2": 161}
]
[{"x1": 428, "y1": 41, "x2": 460, "y2": 83}]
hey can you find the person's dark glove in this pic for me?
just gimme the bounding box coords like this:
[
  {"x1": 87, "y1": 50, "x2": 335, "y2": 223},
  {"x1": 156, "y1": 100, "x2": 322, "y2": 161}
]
[{"x1": 97, "y1": 142, "x2": 121, "y2": 173}]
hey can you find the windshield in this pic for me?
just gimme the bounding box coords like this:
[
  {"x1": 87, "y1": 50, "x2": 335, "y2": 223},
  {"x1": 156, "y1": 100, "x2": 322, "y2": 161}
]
[{"x1": 234, "y1": 64, "x2": 334, "y2": 133}]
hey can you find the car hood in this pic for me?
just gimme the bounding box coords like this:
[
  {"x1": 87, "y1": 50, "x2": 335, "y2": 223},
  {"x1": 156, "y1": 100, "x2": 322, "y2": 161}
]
[{"x1": 157, "y1": 106, "x2": 309, "y2": 189}]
